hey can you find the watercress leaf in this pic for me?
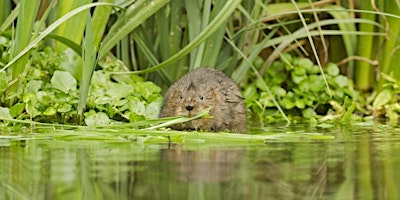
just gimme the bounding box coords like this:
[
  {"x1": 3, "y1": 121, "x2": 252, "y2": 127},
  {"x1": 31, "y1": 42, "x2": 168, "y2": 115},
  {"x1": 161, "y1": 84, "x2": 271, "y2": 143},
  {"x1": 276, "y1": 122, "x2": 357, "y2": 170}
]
[
  {"x1": 373, "y1": 89, "x2": 391, "y2": 109},
  {"x1": 299, "y1": 79, "x2": 310, "y2": 92},
  {"x1": 0, "y1": 107, "x2": 12, "y2": 119},
  {"x1": 135, "y1": 82, "x2": 161, "y2": 99},
  {"x1": 57, "y1": 104, "x2": 72, "y2": 113},
  {"x1": 244, "y1": 85, "x2": 258, "y2": 100},
  {"x1": 106, "y1": 83, "x2": 134, "y2": 100},
  {"x1": 302, "y1": 108, "x2": 317, "y2": 119},
  {"x1": 255, "y1": 78, "x2": 268, "y2": 91},
  {"x1": 295, "y1": 98, "x2": 306, "y2": 109},
  {"x1": 43, "y1": 107, "x2": 57, "y2": 115},
  {"x1": 25, "y1": 102, "x2": 40, "y2": 118},
  {"x1": 51, "y1": 71, "x2": 77, "y2": 93},
  {"x1": 37, "y1": 91, "x2": 54, "y2": 103},
  {"x1": 281, "y1": 97, "x2": 295, "y2": 109},
  {"x1": 309, "y1": 75, "x2": 325, "y2": 92},
  {"x1": 25, "y1": 80, "x2": 42, "y2": 93},
  {"x1": 297, "y1": 58, "x2": 314, "y2": 70},
  {"x1": 128, "y1": 100, "x2": 146, "y2": 115},
  {"x1": 10, "y1": 103, "x2": 25, "y2": 117},
  {"x1": 335, "y1": 75, "x2": 348, "y2": 88},
  {"x1": 272, "y1": 86, "x2": 286, "y2": 97},
  {"x1": 326, "y1": 63, "x2": 339, "y2": 76},
  {"x1": 145, "y1": 101, "x2": 162, "y2": 119},
  {"x1": 293, "y1": 66, "x2": 307, "y2": 75},
  {"x1": 292, "y1": 73, "x2": 307, "y2": 84},
  {"x1": 91, "y1": 71, "x2": 109, "y2": 87},
  {"x1": 23, "y1": 93, "x2": 37, "y2": 103},
  {"x1": 309, "y1": 65, "x2": 320, "y2": 74},
  {"x1": 129, "y1": 112, "x2": 145, "y2": 122},
  {"x1": 85, "y1": 111, "x2": 110, "y2": 126}
]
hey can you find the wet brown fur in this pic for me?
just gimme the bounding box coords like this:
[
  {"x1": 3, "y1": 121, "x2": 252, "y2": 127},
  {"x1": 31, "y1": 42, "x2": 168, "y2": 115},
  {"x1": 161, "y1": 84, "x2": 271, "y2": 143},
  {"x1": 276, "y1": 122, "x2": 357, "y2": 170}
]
[{"x1": 160, "y1": 68, "x2": 246, "y2": 132}]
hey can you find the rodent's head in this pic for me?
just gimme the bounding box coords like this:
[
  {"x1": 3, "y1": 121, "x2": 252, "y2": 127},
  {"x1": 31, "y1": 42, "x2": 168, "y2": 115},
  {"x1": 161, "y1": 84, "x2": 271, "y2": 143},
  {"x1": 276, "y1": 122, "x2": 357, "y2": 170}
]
[{"x1": 166, "y1": 79, "x2": 218, "y2": 117}]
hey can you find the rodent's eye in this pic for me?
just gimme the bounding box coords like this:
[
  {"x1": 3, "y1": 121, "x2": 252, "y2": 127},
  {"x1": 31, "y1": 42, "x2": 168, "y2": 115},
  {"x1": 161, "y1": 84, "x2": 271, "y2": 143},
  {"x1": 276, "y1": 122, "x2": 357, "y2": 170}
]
[
  {"x1": 179, "y1": 95, "x2": 183, "y2": 99},
  {"x1": 199, "y1": 96, "x2": 204, "y2": 100}
]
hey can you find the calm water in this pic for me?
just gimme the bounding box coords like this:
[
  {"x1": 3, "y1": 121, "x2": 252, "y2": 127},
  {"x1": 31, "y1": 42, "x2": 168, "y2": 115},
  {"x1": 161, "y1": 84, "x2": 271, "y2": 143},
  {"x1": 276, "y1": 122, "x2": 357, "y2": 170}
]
[{"x1": 1, "y1": 122, "x2": 400, "y2": 200}]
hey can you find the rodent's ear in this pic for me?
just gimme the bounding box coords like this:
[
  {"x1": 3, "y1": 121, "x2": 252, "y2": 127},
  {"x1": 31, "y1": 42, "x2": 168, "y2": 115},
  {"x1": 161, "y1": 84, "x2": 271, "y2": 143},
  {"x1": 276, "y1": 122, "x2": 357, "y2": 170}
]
[{"x1": 188, "y1": 81, "x2": 196, "y2": 90}]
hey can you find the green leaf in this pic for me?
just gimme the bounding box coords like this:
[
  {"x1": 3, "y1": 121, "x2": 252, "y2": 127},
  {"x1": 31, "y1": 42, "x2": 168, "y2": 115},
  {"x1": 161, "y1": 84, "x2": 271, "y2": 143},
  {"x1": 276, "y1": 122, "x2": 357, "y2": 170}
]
[
  {"x1": 309, "y1": 75, "x2": 325, "y2": 92},
  {"x1": 0, "y1": 72, "x2": 7, "y2": 95},
  {"x1": 292, "y1": 73, "x2": 307, "y2": 84},
  {"x1": 106, "y1": 83, "x2": 134, "y2": 100},
  {"x1": 85, "y1": 111, "x2": 110, "y2": 126},
  {"x1": 272, "y1": 86, "x2": 286, "y2": 97},
  {"x1": 302, "y1": 108, "x2": 317, "y2": 119},
  {"x1": 145, "y1": 101, "x2": 162, "y2": 119},
  {"x1": 128, "y1": 101, "x2": 146, "y2": 115},
  {"x1": 281, "y1": 97, "x2": 295, "y2": 109},
  {"x1": 10, "y1": 103, "x2": 24, "y2": 117},
  {"x1": 23, "y1": 93, "x2": 36, "y2": 103},
  {"x1": 335, "y1": 75, "x2": 349, "y2": 88},
  {"x1": 51, "y1": 71, "x2": 77, "y2": 93},
  {"x1": 0, "y1": 107, "x2": 12, "y2": 119},
  {"x1": 297, "y1": 58, "x2": 313, "y2": 71},
  {"x1": 373, "y1": 89, "x2": 391, "y2": 108},
  {"x1": 43, "y1": 107, "x2": 57, "y2": 116},
  {"x1": 293, "y1": 66, "x2": 307, "y2": 75},
  {"x1": 78, "y1": 11, "x2": 98, "y2": 121},
  {"x1": 326, "y1": 63, "x2": 340, "y2": 76},
  {"x1": 136, "y1": 82, "x2": 162, "y2": 99},
  {"x1": 57, "y1": 104, "x2": 72, "y2": 113},
  {"x1": 25, "y1": 80, "x2": 42, "y2": 93},
  {"x1": 295, "y1": 98, "x2": 306, "y2": 109}
]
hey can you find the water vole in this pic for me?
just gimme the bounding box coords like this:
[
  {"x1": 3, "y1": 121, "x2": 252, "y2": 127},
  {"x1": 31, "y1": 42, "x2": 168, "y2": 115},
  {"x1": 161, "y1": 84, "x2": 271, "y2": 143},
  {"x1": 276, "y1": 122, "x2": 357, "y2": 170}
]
[{"x1": 160, "y1": 67, "x2": 246, "y2": 132}]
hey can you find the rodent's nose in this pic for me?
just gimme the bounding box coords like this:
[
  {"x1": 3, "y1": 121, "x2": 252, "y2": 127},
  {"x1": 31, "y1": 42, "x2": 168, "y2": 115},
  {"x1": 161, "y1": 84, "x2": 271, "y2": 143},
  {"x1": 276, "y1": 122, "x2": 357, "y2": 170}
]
[{"x1": 186, "y1": 105, "x2": 194, "y2": 111}]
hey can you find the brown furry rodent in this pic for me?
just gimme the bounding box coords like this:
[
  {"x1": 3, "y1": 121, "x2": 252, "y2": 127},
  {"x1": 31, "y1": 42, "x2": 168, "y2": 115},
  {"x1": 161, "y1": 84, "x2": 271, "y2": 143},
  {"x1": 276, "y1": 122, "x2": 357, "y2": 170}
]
[{"x1": 160, "y1": 67, "x2": 246, "y2": 132}]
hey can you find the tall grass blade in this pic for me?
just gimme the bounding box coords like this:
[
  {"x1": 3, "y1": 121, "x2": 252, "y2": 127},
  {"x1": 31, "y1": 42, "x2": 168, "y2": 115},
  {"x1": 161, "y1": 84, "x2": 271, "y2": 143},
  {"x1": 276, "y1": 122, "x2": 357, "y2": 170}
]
[
  {"x1": 0, "y1": 2, "x2": 114, "y2": 73},
  {"x1": 200, "y1": 0, "x2": 229, "y2": 68},
  {"x1": 122, "y1": 0, "x2": 242, "y2": 74},
  {"x1": 355, "y1": 1, "x2": 375, "y2": 90},
  {"x1": 10, "y1": 0, "x2": 40, "y2": 80},
  {"x1": 53, "y1": 0, "x2": 92, "y2": 51},
  {"x1": 78, "y1": 12, "x2": 97, "y2": 123},
  {"x1": 92, "y1": 0, "x2": 114, "y2": 49},
  {"x1": 0, "y1": 1, "x2": 12, "y2": 30},
  {"x1": 324, "y1": 5, "x2": 357, "y2": 76},
  {"x1": 99, "y1": 0, "x2": 170, "y2": 59},
  {"x1": 290, "y1": 0, "x2": 332, "y2": 97},
  {"x1": 185, "y1": 0, "x2": 203, "y2": 69},
  {"x1": 379, "y1": 0, "x2": 400, "y2": 86}
]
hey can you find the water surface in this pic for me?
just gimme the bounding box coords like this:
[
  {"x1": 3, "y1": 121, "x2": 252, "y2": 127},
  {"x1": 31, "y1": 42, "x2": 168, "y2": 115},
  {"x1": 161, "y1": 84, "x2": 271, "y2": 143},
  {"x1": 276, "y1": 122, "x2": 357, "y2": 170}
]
[{"x1": 1, "y1": 122, "x2": 399, "y2": 199}]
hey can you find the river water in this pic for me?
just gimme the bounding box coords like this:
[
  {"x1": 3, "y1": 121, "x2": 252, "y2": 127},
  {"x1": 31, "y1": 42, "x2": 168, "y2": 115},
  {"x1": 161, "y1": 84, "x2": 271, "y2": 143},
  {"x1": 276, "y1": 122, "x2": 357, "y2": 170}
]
[{"x1": 0, "y1": 121, "x2": 399, "y2": 199}]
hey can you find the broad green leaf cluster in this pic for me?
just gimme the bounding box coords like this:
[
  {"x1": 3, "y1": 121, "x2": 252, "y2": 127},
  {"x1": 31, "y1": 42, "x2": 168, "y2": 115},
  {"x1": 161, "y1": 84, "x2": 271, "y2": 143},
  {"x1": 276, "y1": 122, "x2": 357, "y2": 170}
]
[
  {"x1": 245, "y1": 54, "x2": 357, "y2": 120},
  {"x1": 0, "y1": 41, "x2": 162, "y2": 125}
]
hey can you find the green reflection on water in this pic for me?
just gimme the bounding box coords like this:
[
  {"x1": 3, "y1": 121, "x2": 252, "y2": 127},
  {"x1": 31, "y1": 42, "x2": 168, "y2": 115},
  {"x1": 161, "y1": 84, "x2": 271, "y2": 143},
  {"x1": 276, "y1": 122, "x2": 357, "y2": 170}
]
[{"x1": 0, "y1": 122, "x2": 400, "y2": 199}]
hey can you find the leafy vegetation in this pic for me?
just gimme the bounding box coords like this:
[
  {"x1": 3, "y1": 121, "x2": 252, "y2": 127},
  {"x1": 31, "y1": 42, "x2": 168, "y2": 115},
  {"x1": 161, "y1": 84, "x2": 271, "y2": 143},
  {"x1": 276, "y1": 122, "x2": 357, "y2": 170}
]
[
  {"x1": 245, "y1": 54, "x2": 357, "y2": 121},
  {"x1": 0, "y1": 41, "x2": 162, "y2": 125}
]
